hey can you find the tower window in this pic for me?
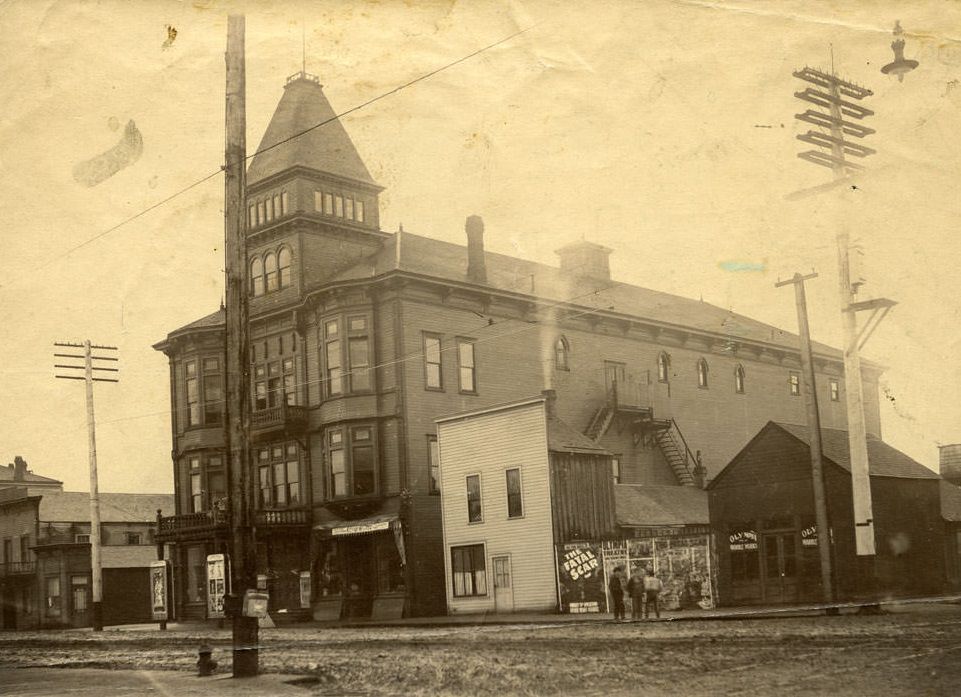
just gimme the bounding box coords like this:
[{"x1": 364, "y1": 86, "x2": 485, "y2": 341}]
[
  {"x1": 257, "y1": 201, "x2": 265, "y2": 226},
  {"x1": 324, "y1": 192, "x2": 333, "y2": 215},
  {"x1": 829, "y1": 378, "x2": 840, "y2": 402},
  {"x1": 314, "y1": 190, "x2": 323, "y2": 212},
  {"x1": 251, "y1": 257, "x2": 264, "y2": 296},
  {"x1": 248, "y1": 204, "x2": 256, "y2": 228},
  {"x1": 346, "y1": 198, "x2": 354, "y2": 220},
  {"x1": 264, "y1": 251, "x2": 278, "y2": 292},
  {"x1": 424, "y1": 333, "x2": 443, "y2": 390},
  {"x1": 657, "y1": 352, "x2": 670, "y2": 383},
  {"x1": 697, "y1": 358, "x2": 709, "y2": 389},
  {"x1": 554, "y1": 336, "x2": 570, "y2": 371},
  {"x1": 278, "y1": 247, "x2": 292, "y2": 289},
  {"x1": 265, "y1": 198, "x2": 274, "y2": 222},
  {"x1": 334, "y1": 195, "x2": 344, "y2": 217},
  {"x1": 734, "y1": 364, "x2": 745, "y2": 394},
  {"x1": 281, "y1": 191, "x2": 289, "y2": 215},
  {"x1": 273, "y1": 194, "x2": 281, "y2": 220},
  {"x1": 356, "y1": 200, "x2": 365, "y2": 223}
]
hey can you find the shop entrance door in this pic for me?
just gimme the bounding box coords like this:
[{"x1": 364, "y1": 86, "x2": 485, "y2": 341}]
[
  {"x1": 492, "y1": 556, "x2": 514, "y2": 613},
  {"x1": 343, "y1": 536, "x2": 374, "y2": 619},
  {"x1": 762, "y1": 534, "x2": 798, "y2": 603},
  {"x1": 70, "y1": 576, "x2": 90, "y2": 627}
]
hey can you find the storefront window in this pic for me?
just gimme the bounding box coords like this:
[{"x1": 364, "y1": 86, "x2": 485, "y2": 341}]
[
  {"x1": 315, "y1": 543, "x2": 344, "y2": 598},
  {"x1": 376, "y1": 535, "x2": 405, "y2": 593},
  {"x1": 451, "y1": 544, "x2": 487, "y2": 597},
  {"x1": 185, "y1": 545, "x2": 205, "y2": 603},
  {"x1": 45, "y1": 576, "x2": 61, "y2": 617}
]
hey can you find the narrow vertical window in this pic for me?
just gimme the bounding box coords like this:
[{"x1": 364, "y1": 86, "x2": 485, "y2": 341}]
[
  {"x1": 258, "y1": 453, "x2": 271, "y2": 508},
  {"x1": 329, "y1": 430, "x2": 345, "y2": 497},
  {"x1": 278, "y1": 247, "x2": 292, "y2": 289},
  {"x1": 286, "y1": 443, "x2": 300, "y2": 504},
  {"x1": 466, "y1": 474, "x2": 482, "y2": 523},
  {"x1": 790, "y1": 372, "x2": 801, "y2": 396},
  {"x1": 257, "y1": 201, "x2": 265, "y2": 225},
  {"x1": 202, "y1": 357, "x2": 222, "y2": 425},
  {"x1": 281, "y1": 191, "x2": 289, "y2": 215},
  {"x1": 265, "y1": 197, "x2": 274, "y2": 222},
  {"x1": 325, "y1": 320, "x2": 342, "y2": 396},
  {"x1": 314, "y1": 190, "x2": 323, "y2": 212},
  {"x1": 264, "y1": 252, "x2": 278, "y2": 292},
  {"x1": 356, "y1": 200, "x2": 365, "y2": 223},
  {"x1": 554, "y1": 336, "x2": 570, "y2": 371},
  {"x1": 424, "y1": 333, "x2": 443, "y2": 390},
  {"x1": 189, "y1": 456, "x2": 202, "y2": 512},
  {"x1": 251, "y1": 257, "x2": 264, "y2": 296},
  {"x1": 346, "y1": 198, "x2": 354, "y2": 220},
  {"x1": 185, "y1": 360, "x2": 199, "y2": 427},
  {"x1": 282, "y1": 357, "x2": 296, "y2": 406},
  {"x1": 657, "y1": 352, "x2": 670, "y2": 383},
  {"x1": 351, "y1": 426, "x2": 375, "y2": 496},
  {"x1": 829, "y1": 379, "x2": 840, "y2": 402},
  {"x1": 324, "y1": 192, "x2": 333, "y2": 215},
  {"x1": 457, "y1": 339, "x2": 476, "y2": 393},
  {"x1": 612, "y1": 457, "x2": 621, "y2": 484},
  {"x1": 253, "y1": 365, "x2": 267, "y2": 410},
  {"x1": 248, "y1": 204, "x2": 256, "y2": 227},
  {"x1": 427, "y1": 435, "x2": 439, "y2": 494},
  {"x1": 273, "y1": 194, "x2": 282, "y2": 219},
  {"x1": 506, "y1": 468, "x2": 523, "y2": 518},
  {"x1": 334, "y1": 195, "x2": 344, "y2": 217},
  {"x1": 347, "y1": 316, "x2": 371, "y2": 391},
  {"x1": 734, "y1": 364, "x2": 745, "y2": 394},
  {"x1": 697, "y1": 359, "x2": 709, "y2": 389}
]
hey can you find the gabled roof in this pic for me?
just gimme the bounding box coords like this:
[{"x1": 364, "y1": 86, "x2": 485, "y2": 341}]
[
  {"x1": 0, "y1": 465, "x2": 62, "y2": 486},
  {"x1": 38, "y1": 492, "x2": 174, "y2": 523},
  {"x1": 774, "y1": 422, "x2": 939, "y2": 480},
  {"x1": 247, "y1": 75, "x2": 378, "y2": 188},
  {"x1": 614, "y1": 484, "x2": 709, "y2": 526},
  {"x1": 547, "y1": 414, "x2": 612, "y2": 455},
  {"x1": 330, "y1": 231, "x2": 847, "y2": 360}
]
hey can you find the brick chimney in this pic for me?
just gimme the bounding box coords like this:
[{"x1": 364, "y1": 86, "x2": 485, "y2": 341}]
[
  {"x1": 465, "y1": 215, "x2": 487, "y2": 284},
  {"x1": 12, "y1": 456, "x2": 28, "y2": 482},
  {"x1": 555, "y1": 240, "x2": 613, "y2": 281},
  {"x1": 541, "y1": 389, "x2": 557, "y2": 418},
  {"x1": 940, "y1": 444, "x2": 961, "y2": 486}
]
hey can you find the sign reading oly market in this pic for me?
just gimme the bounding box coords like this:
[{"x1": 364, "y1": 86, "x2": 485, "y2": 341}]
[{"x1": 729, "y1": 529, "x2": 758, "y2": 551}]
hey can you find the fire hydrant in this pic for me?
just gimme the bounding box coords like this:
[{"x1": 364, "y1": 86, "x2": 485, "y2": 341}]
[{"x1": 197, "y1": 643, "x2": 218, "y2": 676}]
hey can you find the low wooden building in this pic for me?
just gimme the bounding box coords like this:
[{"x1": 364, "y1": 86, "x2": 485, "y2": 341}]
[
  {"x1": 709, "y1": 422, "x2": 947, "y2": 606},
  {"x1": 437, "y1": 393, "x2": 616, "y2": 614}
]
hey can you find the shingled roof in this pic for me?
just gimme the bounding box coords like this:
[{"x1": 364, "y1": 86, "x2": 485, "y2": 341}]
[
  {"x1": 38, "y1": 492, "x2": 174, "y2": 523},
  {"x1": 614, "y1": 484, "x2": 709, "y2": 527},
  {"x1": 246, "y1": 75, "x2": 378, "y2": 187},
  {"x1": 774, "y1": 422, "x2": 939, "y2": 480}
]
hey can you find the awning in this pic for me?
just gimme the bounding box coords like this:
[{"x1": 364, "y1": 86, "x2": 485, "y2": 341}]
[{"x1": 314, "y1": 513, "x2": 398, "y2": 537}]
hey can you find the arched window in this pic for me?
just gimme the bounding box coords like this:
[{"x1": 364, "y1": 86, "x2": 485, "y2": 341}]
[
  {"x1": 278, "y1": 247, "x2": 292, "y2": 289},
  {"x1": 264, "y1": 251, "x2": 278, "y2": 292},
  {"x1": 734, "y1": 364, "x2": 745, "y2": 394},
  {"x1": 657, "y1": 352, "x2": 670, "y2": 383},
  {"x1": 281, "y1": 191, "x2": 289, "y2": 215},
  {"x1": 250, "y1": 257, "x2": 264, "y2": 296},
  {"x1": 554, "y1": 336, "x2": 570, "y2": 371},
  {"x1": 697, "y1": 358, "x2": 709, "y2": 388}
]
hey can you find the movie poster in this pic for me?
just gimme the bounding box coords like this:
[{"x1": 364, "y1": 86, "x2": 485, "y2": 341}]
[
  {"x1": 149, "y1": 560, "x2": 168, "y2": 621},
  {"x1": 556, "y1": 543, "x2": 606, "y2": 613},
  {"x1": 205, "y1": 553, "x2": 228, "y2": 619}
]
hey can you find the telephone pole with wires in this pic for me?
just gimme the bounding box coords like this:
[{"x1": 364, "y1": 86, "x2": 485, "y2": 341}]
[{"x1": 54, "y1": 340, "x2": 119, "y2": 631}]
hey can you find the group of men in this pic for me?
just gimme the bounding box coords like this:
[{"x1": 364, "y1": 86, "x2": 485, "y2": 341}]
[{"x1": 608, "y1": 566, "x2": 663, "y2": 621}]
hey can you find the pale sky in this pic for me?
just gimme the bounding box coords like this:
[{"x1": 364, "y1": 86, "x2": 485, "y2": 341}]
[{"x1": 1, "y1": 0, "x2": 959, "y2": 493}]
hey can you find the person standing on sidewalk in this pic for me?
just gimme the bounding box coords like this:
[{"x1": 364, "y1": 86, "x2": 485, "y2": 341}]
[
  {"x1": 627, "y1": 567, "x2": 645, "y2": 621},
  {"x1": 608, "y1": 565, "x2": 627, "y2": 621},
  {"x1": 642, "y1": 568, "x2": 663, "y2": 620}
]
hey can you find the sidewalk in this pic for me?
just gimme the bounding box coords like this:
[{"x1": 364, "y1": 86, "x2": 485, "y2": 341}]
[
  {"x1": 96, "y1": 594, "x2": 961, "y2": 633},
  {"x1": 0, "y1": 668, "x2": 309, "y2": 697}
]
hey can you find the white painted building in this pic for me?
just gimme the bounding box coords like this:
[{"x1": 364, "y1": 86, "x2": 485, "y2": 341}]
[{"x1": 437, "y1": 394, "x2": 614, "y2": 614}]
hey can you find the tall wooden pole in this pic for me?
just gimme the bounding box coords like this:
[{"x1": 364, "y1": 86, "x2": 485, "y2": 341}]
[
  {"x1": 224, "y1": 14, "x2": 258, "y2": 676},
  {"x1": 776, "y1": 273, "x2": 835, "y2": 607},
  {"x1": 84, "y1": 340, "x2": 104, "y2": 631}
]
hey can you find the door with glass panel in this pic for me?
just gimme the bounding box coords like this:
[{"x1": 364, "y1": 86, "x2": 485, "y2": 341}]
[
  {"x1": 762, "y1": 533, "x2": 799, "y2": 603},
  {"x1": 492, "y1": 555, "x2": 514, "y2": 613}
]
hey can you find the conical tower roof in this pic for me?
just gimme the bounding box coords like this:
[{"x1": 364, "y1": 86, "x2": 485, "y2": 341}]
[{"x1": 247, "y1": 73, "x2": 378, "y2": 187}]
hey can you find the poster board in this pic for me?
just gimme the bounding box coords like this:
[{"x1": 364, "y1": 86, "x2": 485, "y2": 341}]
[
  {"x1": 556, "y1": 543, "x2": 606, "y2": 613},
  {"x1": 205, "y1": 553, "x2": 229, "y2": 619},
  {"x1": 149, "y1": 560, "x2": 168, "y2": 621}
]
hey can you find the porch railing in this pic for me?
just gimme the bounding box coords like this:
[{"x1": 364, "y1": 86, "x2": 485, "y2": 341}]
[
  {"x1": 157, "y1": 509, "x2": 229, "y2": 536},
  {"x1": 0, "y1": 561, "x2": 36, "y2": 577},
  {"x1": 255, "y1": 507, "x2": 310, "y2": 527}
]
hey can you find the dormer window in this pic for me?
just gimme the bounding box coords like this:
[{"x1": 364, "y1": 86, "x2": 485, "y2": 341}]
[{"x1": 697, "y1": 358, "x2": 709, "y2": 389}]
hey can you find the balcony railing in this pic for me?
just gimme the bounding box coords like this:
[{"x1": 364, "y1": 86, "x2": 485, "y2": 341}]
[
  {"x1": 255, "y1": 507, "x2": 310, "y2": 527},
  {"x1": 157, "y1": 509, "x2": 228, "y2": 538},
  {"x1": 0, "y1": 561, "x2": 36, "y2": 577},
  {"x1": 250, "y1": 403, "x2": 309, "y2": 438}
]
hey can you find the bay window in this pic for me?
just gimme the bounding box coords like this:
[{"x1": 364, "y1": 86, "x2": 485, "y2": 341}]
[
  {"x1": 326, "y1": 425, "x2": 378, "y2": 499},
  {"x1": 252, "y1": 333, "x2": 298, "y2": 411},
  {"x1": 185, "y1": 452, "x2": 225, "y2": 513},
  {"x1": 322, "y1": 314, "x2": 373, "y2": 397},
  {"x1": 184, "y1": 357, "x2": 223, "y2": 428},
  {"x1": 255, "y1": 442, "x2": 302, "y2": 508}
]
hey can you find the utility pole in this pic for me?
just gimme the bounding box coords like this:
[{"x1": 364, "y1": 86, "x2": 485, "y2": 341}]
[
  {"x1": 793, "y1": 62, "x2": 895, "y2": 603},
  {"x1": 775, "y1": 272, "x2": 834, "y2": 608},
  {"x1": 224, "y1": 14, "x2": 258, "y2": 676},
  {"x1": 54, "y1": 340, "x2": 119, "y2": 631}
]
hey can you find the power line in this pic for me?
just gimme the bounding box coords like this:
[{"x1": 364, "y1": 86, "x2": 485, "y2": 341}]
[{"x1": 24, "y1": 22, "x2": 539, "y2": 278}]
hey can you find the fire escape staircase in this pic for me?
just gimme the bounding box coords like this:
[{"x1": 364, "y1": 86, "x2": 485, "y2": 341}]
[{"x1": 585, "y1": 378, "x2": 700, "y2": 487}]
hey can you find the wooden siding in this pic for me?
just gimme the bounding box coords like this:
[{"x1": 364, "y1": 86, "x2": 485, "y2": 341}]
[
  {"x1": 438, "y1": 401, "x2": 557, "y2": 614},
  {"x1": 549, "y1": 452, "x2": 618, "y2": 543}
]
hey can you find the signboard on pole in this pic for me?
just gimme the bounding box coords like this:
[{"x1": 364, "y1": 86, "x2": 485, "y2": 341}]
[
  {"x1": 149, "y1": 560, "x2": 168, "y2": 621},
  {"x1": 206, "y1": 553, "x2": 228, "y2": 619}
]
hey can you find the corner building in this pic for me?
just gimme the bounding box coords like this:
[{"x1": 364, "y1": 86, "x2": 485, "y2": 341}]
[{"x1": 154, "y1": 70, "x2": 883, "y2": 619}]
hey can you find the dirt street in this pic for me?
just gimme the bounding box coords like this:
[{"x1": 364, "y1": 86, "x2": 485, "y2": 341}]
[{"x1": 2, "y1": 606, "x2": 960, "y2": 696}]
